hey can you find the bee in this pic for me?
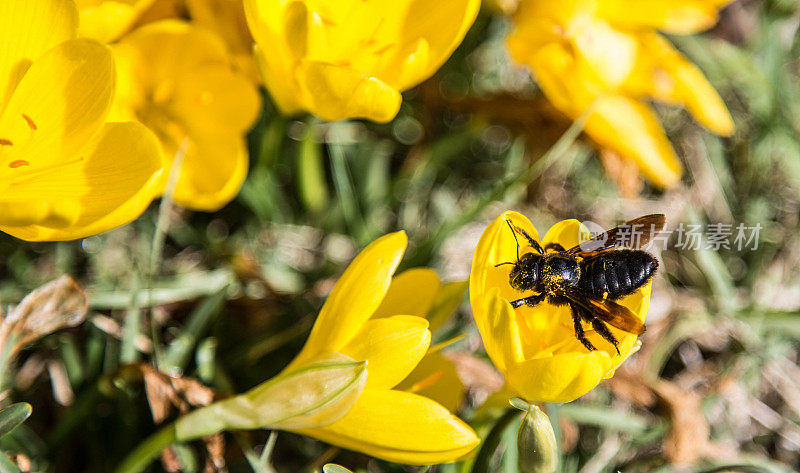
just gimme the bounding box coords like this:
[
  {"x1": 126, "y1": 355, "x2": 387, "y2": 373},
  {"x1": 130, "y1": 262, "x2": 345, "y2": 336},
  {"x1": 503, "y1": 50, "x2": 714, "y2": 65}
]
[{"x1": 495, "y1": 214, "x2": 665, "y2": 353}]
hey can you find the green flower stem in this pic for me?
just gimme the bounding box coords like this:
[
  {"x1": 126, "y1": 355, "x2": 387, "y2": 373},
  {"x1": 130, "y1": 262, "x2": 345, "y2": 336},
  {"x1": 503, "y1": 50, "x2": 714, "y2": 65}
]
[
  {"x1": 471, "y1": 408, "x2": 523, "y2": 473},
  {"x1": 114, "y1": 422, "x2": 178, "y2": 473}
]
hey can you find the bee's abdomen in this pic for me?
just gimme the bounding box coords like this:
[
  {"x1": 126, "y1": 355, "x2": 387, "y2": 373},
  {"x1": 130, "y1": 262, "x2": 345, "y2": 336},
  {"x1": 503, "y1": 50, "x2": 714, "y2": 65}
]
[{"x1": 579, "y1": 250, "x2": 658, "y2": 299}]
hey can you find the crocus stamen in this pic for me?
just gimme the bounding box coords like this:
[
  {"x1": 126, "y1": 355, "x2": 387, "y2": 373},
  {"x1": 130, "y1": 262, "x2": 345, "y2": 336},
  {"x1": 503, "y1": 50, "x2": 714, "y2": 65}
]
[
  {"x1": 22, "y1": 114, "x2": 37, "y2": 130},
  {"x1": 10, "y1": 156, "x2": 84, "y2": 185},
  {"x1": 374, "y1": 43, "x2": 393, "y2": 55},
  {"x1": 408, "y1": 371, "x2": 444, "y2": 393},
  {"x1": 8, "y1": 160, "x2": 30, "y2": 168}
]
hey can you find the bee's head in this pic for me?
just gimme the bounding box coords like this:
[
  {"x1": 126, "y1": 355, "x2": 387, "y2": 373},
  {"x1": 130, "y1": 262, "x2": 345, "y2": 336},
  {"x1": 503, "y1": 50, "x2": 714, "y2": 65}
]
[{"x1": 508, "y1": 252, "x2": 541, "y2": 291}]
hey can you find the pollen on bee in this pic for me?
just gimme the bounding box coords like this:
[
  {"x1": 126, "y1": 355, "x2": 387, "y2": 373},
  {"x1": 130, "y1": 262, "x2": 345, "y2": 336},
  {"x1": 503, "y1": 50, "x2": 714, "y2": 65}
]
[
  {"x1": 602, "y1": 291, "x2": 609, "y2": 300},
  {"x1": 0, "y1": 138, "x2": 12, "y2": 146},
  {"x1": 22, "y1": 114, "x2": 37, "y2": 130},
  {"x1": 9, "y1": 160, "x2": 30, "y2": 168}
]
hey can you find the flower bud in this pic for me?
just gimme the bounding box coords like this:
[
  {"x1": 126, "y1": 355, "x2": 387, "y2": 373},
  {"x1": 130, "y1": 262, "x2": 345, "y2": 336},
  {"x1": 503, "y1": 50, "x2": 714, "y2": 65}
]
[
  {"x1": 513, "y1": 399, "x2": 558, "y2": 473},
  {"x1": 175, "y1": 353, "x2": 367, "y2": 440}
]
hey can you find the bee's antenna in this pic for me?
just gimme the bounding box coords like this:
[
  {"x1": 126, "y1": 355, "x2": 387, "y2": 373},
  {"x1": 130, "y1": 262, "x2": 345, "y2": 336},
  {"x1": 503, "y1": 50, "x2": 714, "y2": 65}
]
[
  {"x1": 494, "y1": 262, "x2": 515, "y2": 267},
  {"x1": 505, "y1": 219, "x2": 521, "y2": 262}
]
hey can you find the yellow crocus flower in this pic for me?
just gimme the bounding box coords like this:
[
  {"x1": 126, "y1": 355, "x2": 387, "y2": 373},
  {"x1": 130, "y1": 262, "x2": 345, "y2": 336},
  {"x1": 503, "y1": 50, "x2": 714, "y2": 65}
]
[
  {"x1": 0, "y1": 0, "x2": 162, "y2": 241},
  {"x1": 287, "y1": 231, "x2": 479, "y2": 464},
  {"x1": 243, "y1": 0, "x2": 481, "y2": 122},
  {"x1": 470, "y1": 211, "x2": 651, "y2": 403},
  {"x1": 117, "y1": 233, "x2": 477, "y2": 471},
  {"x1": 110, "y1": 20, "x2": 261, "y2": 211},
  {"x1": 507, "y1": 0, "x2": 734, "y2": 188}
]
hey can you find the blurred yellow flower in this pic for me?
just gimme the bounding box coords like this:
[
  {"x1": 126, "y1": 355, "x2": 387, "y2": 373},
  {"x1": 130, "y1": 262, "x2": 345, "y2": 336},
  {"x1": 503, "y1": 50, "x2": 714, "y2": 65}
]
[
  {"x1": 185, "y1": 0, "x2": 260, "y2": 84},
  {"x1": 243, "y1": 0, "x2": 481, "y2": 122},
  {"x1": 0, "y1": 0, "x2": 162, "y2": 241},
  {"x1": 507, "y1": 0, "x2": 734, "y2": 188},
  {"x1": 286, "y1": 232, "x2": 479, "y2": 464},
  {"x1": 110, "y1": 20, "x2": 261, "y2": 211},
  {"x1": 75, "y1": 0, "x2": 157, "y2": 42},
  {"x1": 470, "y1": 211, "x2": 651, "y2": 403}
]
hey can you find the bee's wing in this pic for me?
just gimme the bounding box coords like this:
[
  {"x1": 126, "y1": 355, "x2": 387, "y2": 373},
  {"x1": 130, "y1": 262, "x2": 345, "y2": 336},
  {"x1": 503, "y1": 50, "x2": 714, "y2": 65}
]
[
  {"x1": 567, "y1": 214, "x2": 666, "y2": 257},
  {"x1": 565, "y1": 287, "x2": 646, "y2": 335}
]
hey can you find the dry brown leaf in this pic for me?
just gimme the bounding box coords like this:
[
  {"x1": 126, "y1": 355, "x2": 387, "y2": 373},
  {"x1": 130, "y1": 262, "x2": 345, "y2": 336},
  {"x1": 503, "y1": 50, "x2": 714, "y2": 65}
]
[
  {"x1": 141, "y1": 364, "x2": 215, "y2": 424},
  {"x1": 203, "y1": 433, "x2": 226, "y2": 473},
  {"x1": 606, "y1": 372, "x2": 657, "y2": 408},
  {"x1": 652, "y1": 380, "x2": 735, "y2": 465},
  {"x1": 2, "y1": 276, "x2": 88, "y2": 353}
]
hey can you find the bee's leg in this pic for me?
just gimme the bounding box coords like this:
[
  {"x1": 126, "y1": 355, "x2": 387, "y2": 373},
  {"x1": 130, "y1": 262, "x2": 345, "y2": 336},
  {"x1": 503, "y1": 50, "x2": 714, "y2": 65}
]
[
  {"x1": 544, "y1": 243, "x2": 566, "y2": 253},
  {"x1": 510, "y1": 292, "x2": 545, "y2": 309},
  {"x1": 569, "y1": 302, "x2": 596, "y2": 351},
  {"x1": 512, "y1": 224, "x2": 544, "y2": 255},
  {"x1": 590, "y1": 319, "x2": 620, "y2": 355}
]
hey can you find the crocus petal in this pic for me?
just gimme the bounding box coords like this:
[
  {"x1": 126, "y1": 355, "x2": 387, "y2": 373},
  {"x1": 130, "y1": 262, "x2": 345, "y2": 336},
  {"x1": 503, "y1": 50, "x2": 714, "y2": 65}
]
[
  {"x1": 171, "y1": 66, "x2": 261, "y2": 136},
  {"x1": 514, "y1": 41, "x2": 599, "y2": 119},
  {"x1": 245, "y1": 0, "x2": 306, "y2": 114},
  {"x1": 0, "y1": 122, "x2": 162, "y2": 241},
  {"x1": 395, "y1": 351, "x2": 466, "y2": 413},
  {"x1": 297, "y1": 389, "x2": 479, "y2": 464},
  {"x1": 0, "y1": 39, "x2": 113, "y2": 171},
  {"x1": 388, "y1": 0, "x2": 480, "y2": 90},
  {"x1": 341, "y1": 315, "x2": 431, "y2": 390},
  {"x1": 541, "y1": 219, "x2": 585, "y2": 250},
  {"x1": 185, "y1": 0, "x2": 260, "y2": 83},
  {"x1": 506, "y1": 350, "x2": 614, "y2": 403},
  {"x1": 601, "y1": 0, "x2": 729, "y2": 34},
  {"x1": 428, "y1": 280, "x2": 469, "y2": 333},
  {"x1": 572, "y1": 19, "x2": 638, "y2": 88},
  {"x1": 298, "y1": 61, "x2": 402, "y2": 123},
  {"x1": 288, "y1": 232, "x2": 408, "y2": 369},
  {"x1": 171, "y1": 135, "x2": 249, "y2": 212},
  {"x1": 373, "y1": 268, "x2": 441, "y2": 319},
  {"x1": 633, "y1": 32, "x2": 734, "y2": 136},
  {"x1": 0, "y1": 0, "x2": 78, "y2": 109},
  {"x1": 587, "y1": 95, "x2": 683, "y2": 188},
  {"x1": 113, "y1": 20, "x2": 230, "y2": 87},
  {"x1": 480, "y1": 290, "x2": 525, "y2": 372},
  {"x1": 76, "y1": 0, "x2": 157, "y2": 43}
]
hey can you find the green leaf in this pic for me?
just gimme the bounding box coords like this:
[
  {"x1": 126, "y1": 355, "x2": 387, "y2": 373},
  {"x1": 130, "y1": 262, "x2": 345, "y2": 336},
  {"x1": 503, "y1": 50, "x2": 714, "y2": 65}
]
[
  {"x1": 471, "y1": 409, "x2": 522, "y2": 473},
  {"x1": 323, "y1": 465, "x2": 353, "y2": 473},
  {"x1": 0, "y1": 403, "x2": 31, "y2": 439},
  {"x1": 161, "y1": 288, "x2": 228, "y2": 375},
  {"x1": 297, "y1": 126, "x2": 330, "y2": 213}
]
